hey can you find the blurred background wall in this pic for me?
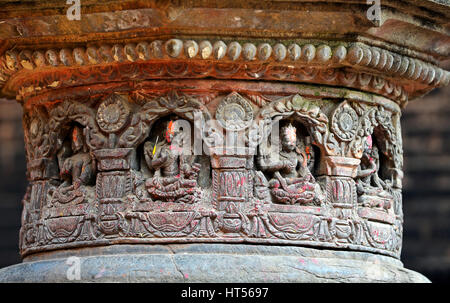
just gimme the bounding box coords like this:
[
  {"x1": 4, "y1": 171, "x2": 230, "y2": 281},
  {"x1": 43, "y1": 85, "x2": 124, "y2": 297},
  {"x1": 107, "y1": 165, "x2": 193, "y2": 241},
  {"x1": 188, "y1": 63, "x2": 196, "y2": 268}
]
[
  {"x1": 0, "y1": 87, "x2": 449, "y2": 282},
  {"x1": 401, "y1": 86, "x2": 450, "y2": 282}
]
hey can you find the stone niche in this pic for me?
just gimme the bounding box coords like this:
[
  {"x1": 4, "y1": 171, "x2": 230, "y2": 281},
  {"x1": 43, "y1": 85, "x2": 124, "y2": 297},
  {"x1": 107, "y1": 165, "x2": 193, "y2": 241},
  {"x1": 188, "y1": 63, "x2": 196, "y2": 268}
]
[{"x1": 0, "y1": 0, "x2": 449, "y2": 282}]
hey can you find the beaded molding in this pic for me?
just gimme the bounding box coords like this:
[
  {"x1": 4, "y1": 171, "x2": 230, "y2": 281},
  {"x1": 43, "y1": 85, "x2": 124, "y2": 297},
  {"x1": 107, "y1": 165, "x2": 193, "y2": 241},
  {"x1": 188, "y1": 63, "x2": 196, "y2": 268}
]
[{"x1": 1, "y1": 39, "x2": 449, "y2": 103}]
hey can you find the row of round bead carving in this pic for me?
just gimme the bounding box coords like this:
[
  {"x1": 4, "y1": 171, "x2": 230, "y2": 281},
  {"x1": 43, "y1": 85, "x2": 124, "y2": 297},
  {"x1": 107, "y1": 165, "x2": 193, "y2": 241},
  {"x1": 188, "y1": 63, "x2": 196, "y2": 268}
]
[{"x1": 3, "y1": 39, "x2": 448, "y2": 88}]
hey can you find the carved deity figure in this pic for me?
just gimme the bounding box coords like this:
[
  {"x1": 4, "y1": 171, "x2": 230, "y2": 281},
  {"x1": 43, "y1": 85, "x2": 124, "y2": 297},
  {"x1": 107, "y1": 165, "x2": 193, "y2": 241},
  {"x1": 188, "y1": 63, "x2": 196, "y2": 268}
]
[
  {"x1": 356, "y1": 135, "x2": 393, "y2": 211},
  {"x1": 51, "y1": 125, "x2": 95, "y2": 204},
  {"x1": 144, "y1": 120, "x2": 201, "y2": 203},
  {"x1": 257, "y1": 123, "x2": 319, "y2": 205}
]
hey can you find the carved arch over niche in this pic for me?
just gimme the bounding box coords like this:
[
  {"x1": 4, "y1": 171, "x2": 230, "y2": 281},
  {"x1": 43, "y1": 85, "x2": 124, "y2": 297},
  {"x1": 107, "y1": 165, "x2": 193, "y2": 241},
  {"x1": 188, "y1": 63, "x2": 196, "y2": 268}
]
[
  {"x1": 119, "y1": 90, "x2": 213, "y2": 149},
  {"x1": 23, "y1": 91, "x2": 214, "y2": 159},
  {"x1": 48, "y1": 101, "x2": 104, "y2": 153},
  {"x1": 251, "y1": 94, "x2": 330, "y2": 206},
  {"x1": 253, "y1": 94, "x2": 329, "y2": 157},
  {"x1": 22, "y1": 99, "x2": 103, "y2": 183},
  {"x1": 128, "y1": 91, "x2": 214, "y2": 194},
  {"x1": 350, "y1": 102, "x2": 403, "y2": 189},
  {"x1": 253, "y1": 97, "x2": 403, "y2": 168}
]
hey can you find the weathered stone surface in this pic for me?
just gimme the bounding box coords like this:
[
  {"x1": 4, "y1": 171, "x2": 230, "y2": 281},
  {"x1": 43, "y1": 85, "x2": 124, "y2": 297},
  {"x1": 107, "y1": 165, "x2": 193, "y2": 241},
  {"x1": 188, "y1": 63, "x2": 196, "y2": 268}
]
[{"x1": 0, "y1": 244, "x2": 430, "y2": 283}]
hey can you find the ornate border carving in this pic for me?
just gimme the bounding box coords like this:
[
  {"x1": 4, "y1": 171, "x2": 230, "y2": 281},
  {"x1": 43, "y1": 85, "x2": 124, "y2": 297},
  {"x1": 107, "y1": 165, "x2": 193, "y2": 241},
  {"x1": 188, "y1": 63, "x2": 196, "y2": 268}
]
[
  {"x1": 2, "y1": 39, "x2": 449, "y2": 104},
  {"x1": 18, "y1": 88, "x2": 404, "y2": 259}
]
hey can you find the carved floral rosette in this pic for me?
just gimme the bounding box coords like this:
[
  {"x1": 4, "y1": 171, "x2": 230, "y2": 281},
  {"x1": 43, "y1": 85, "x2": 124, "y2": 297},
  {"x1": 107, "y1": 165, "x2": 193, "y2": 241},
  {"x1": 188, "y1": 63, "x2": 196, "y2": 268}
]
[{"x1": 18, "y1": 81, "x2": 405, "y2": 259}]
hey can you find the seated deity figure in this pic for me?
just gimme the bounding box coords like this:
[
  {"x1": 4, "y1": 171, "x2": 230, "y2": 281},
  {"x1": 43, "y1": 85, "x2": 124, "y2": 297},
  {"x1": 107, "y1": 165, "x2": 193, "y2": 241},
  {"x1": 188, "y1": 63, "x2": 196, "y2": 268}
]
[
  {"x1": 52, "y1": 125, "x2": 95, "y2": 204},
  {"x1": 257, "y1": 123, "x2": 318, "y2": 205},
  {"x1": 355, "y1": 135, "x2": 394, "y2": 211},
  {"x1": 144, "y1": 120, "x2": 201, "y2": 204}
]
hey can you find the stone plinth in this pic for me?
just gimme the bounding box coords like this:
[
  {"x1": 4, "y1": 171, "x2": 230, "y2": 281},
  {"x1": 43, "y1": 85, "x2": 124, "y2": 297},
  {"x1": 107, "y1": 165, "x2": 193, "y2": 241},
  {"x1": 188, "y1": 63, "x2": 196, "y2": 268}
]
[
  {"x1": 0, "y1": 0, "x2": 449, "y2": 282},
  {"x1": 0, "y1": 244, "x2": 429, "y2": 283}
]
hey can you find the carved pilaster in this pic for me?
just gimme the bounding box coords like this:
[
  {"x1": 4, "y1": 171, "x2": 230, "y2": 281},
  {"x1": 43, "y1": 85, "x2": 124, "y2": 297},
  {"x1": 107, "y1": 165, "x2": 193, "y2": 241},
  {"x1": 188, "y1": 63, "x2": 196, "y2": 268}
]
[{"x1": 94, "y1": 148, "x2": 135, "y2": 236}]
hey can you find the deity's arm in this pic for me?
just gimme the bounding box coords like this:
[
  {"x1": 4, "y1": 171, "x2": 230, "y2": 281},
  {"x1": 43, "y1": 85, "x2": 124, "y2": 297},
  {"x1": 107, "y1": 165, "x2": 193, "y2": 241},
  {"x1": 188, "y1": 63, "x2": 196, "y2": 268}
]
[
  {"x1": 57, "y1": 142, "x2": 71, "y2": 174},
  {"x1": 257, "y1": 155, "x2": 287, "y2": 172},
  {"x1": 297, "y1": 163, "x2": 314, "y2": 180},
  {"x1": 143, "y1": 141, "x2": 154, "y2": 169},
  {"x1": 372, "y1": 173, "x2": 387, "y2": 189},
  {"x1": 356, "y1": 178, "x2": 367, "y2": 194},
  {"x1": 180, "y1": 153, "x2": 193, "y2": 165},
  {"x1": 151, "y1": 148, "x2": 168, "y2": 170},
  {"x1": 60, "y1": 157, "x2": 73, "y2": 178},
  {"x1": 356, "y1": 159, "x2": 377, "y2": 179},
  {"x1": 78, "y1": 156, "x2": 94, "y2": 186},
  {"x1": 179, "y1": 155, "x2": 188, "y2": 172},
  {"x1": 295, "y1": 152, "x2": 310, "y2": 176}
]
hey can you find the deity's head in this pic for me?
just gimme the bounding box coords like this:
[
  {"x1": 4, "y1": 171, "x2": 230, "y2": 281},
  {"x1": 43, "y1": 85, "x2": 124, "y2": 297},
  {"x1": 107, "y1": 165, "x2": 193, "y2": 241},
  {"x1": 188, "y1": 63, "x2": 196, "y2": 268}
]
[
  {"x1": 362, "y1": 135, "x2": 379, "y2": 163},
  {"x1": 165, "y1": 120, "x2": 183, "y2": 145},
  {"x1": 281, "y1": 124, "x2": 297, "y2": 152},
  {"x1": 370, "y1": 144, "x2": 379, "y2": 161},
  {"x1": 71, "y1": 125, "x2": 84, "y2": 153},
  {"x1": 363, "y1": 135, "x2": 373, "y2": 155}
]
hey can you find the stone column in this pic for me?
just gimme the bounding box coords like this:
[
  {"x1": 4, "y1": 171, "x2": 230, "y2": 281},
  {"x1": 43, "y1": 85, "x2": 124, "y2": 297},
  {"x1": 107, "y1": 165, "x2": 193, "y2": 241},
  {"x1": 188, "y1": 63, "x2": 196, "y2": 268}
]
[{"x1": 0, "y1": 1, "x2": 449, "y2": 282}]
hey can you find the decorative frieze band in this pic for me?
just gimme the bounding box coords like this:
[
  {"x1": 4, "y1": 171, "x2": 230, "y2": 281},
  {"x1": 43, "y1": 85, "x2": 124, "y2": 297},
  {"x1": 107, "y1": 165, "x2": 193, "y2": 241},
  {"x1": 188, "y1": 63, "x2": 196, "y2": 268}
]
[
  {"x1": 1, "y1": 39, "x2": 449, "y2": 103},
  {"x1": 19, "y1": 86, "x2": 404, "y2": 258}
]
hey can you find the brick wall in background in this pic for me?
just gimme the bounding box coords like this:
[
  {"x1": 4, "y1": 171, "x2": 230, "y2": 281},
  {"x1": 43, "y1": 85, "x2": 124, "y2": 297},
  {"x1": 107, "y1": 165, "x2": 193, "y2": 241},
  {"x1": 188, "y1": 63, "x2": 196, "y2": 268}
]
[{"x1": 0, "y1": 88, "x2": 449, "y2": 282}]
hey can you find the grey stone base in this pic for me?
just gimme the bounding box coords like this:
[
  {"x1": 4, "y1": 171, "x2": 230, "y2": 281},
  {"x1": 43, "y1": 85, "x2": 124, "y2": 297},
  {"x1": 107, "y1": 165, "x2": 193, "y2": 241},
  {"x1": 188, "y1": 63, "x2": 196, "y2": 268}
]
[{"x1": 0, "y1": 244, "x2": 430, "y2": 282}]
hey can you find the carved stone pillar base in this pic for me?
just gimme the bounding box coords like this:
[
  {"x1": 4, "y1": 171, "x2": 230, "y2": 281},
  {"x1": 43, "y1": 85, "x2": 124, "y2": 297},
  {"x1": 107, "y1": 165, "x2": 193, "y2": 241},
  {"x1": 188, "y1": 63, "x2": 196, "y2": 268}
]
[
  {"x1": 0, "y1": 244, "x2": 429, "y2": 283},
  {"x1": 0, "y1": 1, "x2": 448, "y2": 283}
]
